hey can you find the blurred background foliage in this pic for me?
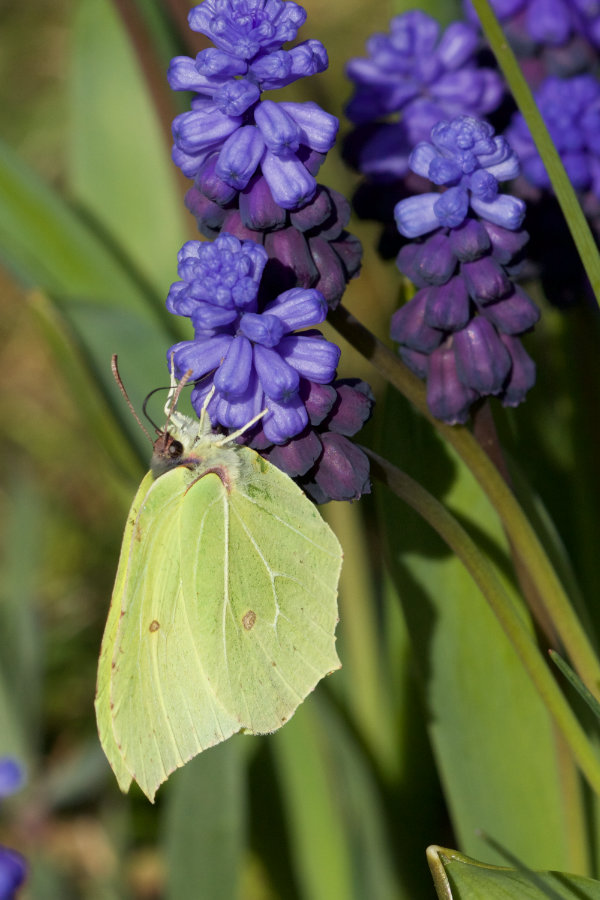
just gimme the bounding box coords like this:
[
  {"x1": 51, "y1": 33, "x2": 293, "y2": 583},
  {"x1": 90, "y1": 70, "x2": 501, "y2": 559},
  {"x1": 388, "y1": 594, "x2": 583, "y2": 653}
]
[{"x1": 2, "y1": 0, "x2": 600, "y2": 897}]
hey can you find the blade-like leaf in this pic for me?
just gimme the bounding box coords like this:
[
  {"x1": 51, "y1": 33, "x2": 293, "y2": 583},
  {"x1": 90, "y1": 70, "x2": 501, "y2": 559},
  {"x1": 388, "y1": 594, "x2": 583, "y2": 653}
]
[
  {"x1": 163, "y1": 742, "x2": 247, "y2": 900},
  {"x1": 428, "y1": 846, "x2": 600, "y2": 900},
  {"x1": 69, "y1": 0, "x2": 188, "y2": 295},
  {"x1": 378, "y1": 388, "x2": 584, "y2": 871}
]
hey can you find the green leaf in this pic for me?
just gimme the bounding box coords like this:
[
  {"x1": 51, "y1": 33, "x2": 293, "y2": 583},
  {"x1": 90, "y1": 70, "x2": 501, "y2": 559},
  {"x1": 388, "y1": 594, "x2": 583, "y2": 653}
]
[
  {"x1": 428, "y1": 846, "x2": 600, "y2": 899},
  {"x1": 378, "y1": 389, "x2": 585, "y2": 872},
  {"x1": 163, "y1": 742, "x2": 247, "y2": 900},
  {"x1": 68, "y1": 0, "x2": 187, "y2": 295},
  {"x1": 271, "y1": 698, "x2": 355, "y2": 900}
]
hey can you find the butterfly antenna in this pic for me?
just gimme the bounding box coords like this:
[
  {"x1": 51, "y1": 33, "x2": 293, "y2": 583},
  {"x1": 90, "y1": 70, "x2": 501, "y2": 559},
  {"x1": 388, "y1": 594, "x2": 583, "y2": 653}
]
[
  {"x1": 199, "y1": 385, "x2": 216, "y2": 433},
  {"x1": 165, "y1": 368, "x2": 194, "y2": 422},
  {"x1": 111, "y1": 355, "x2": 153, "y2": 444}
]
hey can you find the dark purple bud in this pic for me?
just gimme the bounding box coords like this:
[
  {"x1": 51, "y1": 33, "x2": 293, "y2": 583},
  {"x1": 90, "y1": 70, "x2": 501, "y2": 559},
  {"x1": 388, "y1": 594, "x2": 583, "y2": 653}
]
[
  {"x1": 479, "y1": 286, "x2": 541, "y2": 334},
  {"x1": 330, "y1": 233, "x2": 363, "y2": 279},
  {"x1": 312, "y1": 433, "x2": 371, "y2": 502},
  {"x1": 297, "y1": 146, "x2": 328, "y2": 176},
  {"x1": 290, "y1": 185, "x2": 333, "y2": 232},
  {"x1": 498, "y1": 333, "x2": 536, "y2": 407},
  {"x1": 461, "y1": 256, "x2": 512, "y2": 304},
  {"x1": 453, "y1": 316, "x2": 512, "y2": 394},
  {"x1": 221, "y1": 209, "x2": 265, "y2": 243},
  {"x1": 185, "y1": 187, "x2": 228, "y2": 233},
  {"x1": 307, "y1": 236, "x2": 347, "y2": 309},
  {"x1": 239, "y1": 175, "x2": 287, "y2": 230},
  {"x1": 415, "y1": 232, "x2": 457, "y2": 285},
  {"x1": 390, "y1": 292, "x2": 445, "y2": 353},
  {"x1": 396, "y1": 242, "x2": 428, "y2": 288},
  {"x1": 424, "y1": 277, "x2": 471, "y2": 331},
  {"x1": 264, "y1": 228, "x2": 319, "y2": 292},
  {"x1": 399, "y1": 346, "x2": 429, "y2": 378},
  {"x1": 265, "y1": 429, "x2": 323, "y2": 477},
  {"x1": 448, "y1": 218, "x2": 491, "y2": 261},
  {"x1": 482, "y1": 221, "x2": 529, "y2": 265},
  {"x1": 317, "y1": 188, "x2": 352, "y2": 240},
  {"x1": 326, "y1": 380, "x2": 374, "y2": 435},
  {"x1": 196, "y1": 154, "x2": 238, "y2": 205},
  {"x1": 427, "y1": 342, "x2": 479, "y2": 424},
  {"x1": 302, "y1": 380, "x2": 338, "y2": 424}
]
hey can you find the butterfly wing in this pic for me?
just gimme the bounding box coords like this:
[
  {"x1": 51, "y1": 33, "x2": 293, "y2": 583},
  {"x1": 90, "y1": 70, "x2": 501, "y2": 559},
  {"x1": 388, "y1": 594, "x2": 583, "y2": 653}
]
[
  {"x1": 95, "y1": 471, "x2": 155, "y2": 794},
  {"x1": 181, "y1": 451, "x2": 342, "y2": 736},
  {"x1": 108, "y1": 467, "x2": 242, "y2": 802},
  {"x1": 99, "y1": 446, "x2": 342, "y2": 802}
]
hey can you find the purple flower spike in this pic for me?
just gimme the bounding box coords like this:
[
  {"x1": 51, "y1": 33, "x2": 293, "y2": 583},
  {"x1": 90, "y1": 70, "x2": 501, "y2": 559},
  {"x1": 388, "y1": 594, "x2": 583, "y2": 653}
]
[
  {"x1": 167, "y1": 235, "x2": 340, "y2": 444},
  {"x1": 188, "y1": 0, "x2": 308, "y2": 60},
  {"x1": 345, "y1": 11, "x2": 503, "y2": 133},
  {"x1": 390, "y1": 110, "x2": 539, "y2": 424},
  {"x1": 464, "y1": 0, "x2": 600, "y2": 54},
  {"x1": 395, "y1": 115, "x2": 525, "y2": 237},
  {"x1": 507, "y1": 75, "x2": 600, "y2": 195},
  {"x1": 169, "y1": 0, "x2": 337, "y2": 213}
]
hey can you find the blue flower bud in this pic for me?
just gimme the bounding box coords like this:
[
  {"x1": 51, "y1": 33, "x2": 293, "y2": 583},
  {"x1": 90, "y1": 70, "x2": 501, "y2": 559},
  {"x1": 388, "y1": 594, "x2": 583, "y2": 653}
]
[
  {"x1": 216, "y1": 126, "x2": 266, "y2": 189},
  {"x1": 255, "y1": 100, "x2": 302, "y2": 157},
  {"x1": 214, "y1": 79, "x2": 260, "y2": 116}
]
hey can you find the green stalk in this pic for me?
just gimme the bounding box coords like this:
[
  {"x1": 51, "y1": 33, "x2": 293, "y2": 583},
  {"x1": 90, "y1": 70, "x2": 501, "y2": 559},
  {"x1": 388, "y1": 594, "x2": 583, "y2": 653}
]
[
  {"x1": 471, "y1": 0, "x2": 600, "y2": 305},
  {"x1": 368, "y1": 448, "x2": 600, "y2": 797},
  {"x1": 329, "y1": 304, "x2": 600, "y2": 697}
]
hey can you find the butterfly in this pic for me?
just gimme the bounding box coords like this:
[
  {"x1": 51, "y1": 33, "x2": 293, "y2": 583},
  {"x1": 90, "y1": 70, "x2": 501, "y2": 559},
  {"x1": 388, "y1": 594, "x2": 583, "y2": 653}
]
[{"x1": 95, "y1": 358, "x2": 342, "y2": 801}]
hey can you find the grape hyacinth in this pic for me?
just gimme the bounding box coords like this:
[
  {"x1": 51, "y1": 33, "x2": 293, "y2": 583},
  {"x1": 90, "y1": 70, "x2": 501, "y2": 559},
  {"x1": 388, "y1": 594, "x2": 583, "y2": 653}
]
[
  {"x1": 392, "y1": 116, "x2": 539, "y2": 424},
  {"x1": 241, "y1": 377, "x2": 374, "y2": 503},
  {"x1": 504, "y1": 74, "x2": 600, "y2": 306},
  {"x1": 163, "y1": 0, "x2": 374, "y2": 502},
  {"x1": 344, "y1": 11, "x2": 504, "y2": 182},
  {"x1": 169, "y1": 0, "x2": 338, "y2": 211},
  {"x1": 168, "y1": 235, "x2": 334, "y2": 435},
  {"x1": 167, "y1": 234, "x2": 373, "y2": 500},
  {"x1": 395, "y1": 116, "x2": 524, "y2": 237},
  {"x1": 464, "y1": 0, "x2": 600, "y2": 61},
  {"x1": 0, "y1": 759, "x2": 26, "y2": 900},
  {"x1": 506, "y1": 75, "x2": 600, "y2": 197},
  {"x1": 185, "y1": 179, "x2": 363, "y2": 310}
]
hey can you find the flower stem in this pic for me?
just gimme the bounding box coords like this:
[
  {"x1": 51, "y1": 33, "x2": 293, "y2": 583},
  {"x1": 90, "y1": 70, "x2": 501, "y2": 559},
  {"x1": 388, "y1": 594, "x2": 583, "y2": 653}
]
[
  {"x1": 471, "y1": 0, "x2": 600, "y2": 306},
  {"x1": 328, "y1": 303, "x2": 600, "y2": 697},
  {"x1": 368, "y1": 447, "x2": 600, "y2": 797}
]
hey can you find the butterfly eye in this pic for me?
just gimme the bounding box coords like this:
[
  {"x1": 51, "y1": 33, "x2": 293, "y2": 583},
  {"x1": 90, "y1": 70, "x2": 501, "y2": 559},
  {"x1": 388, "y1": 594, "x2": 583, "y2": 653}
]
[{"x1": 167, "y1": 439, "x2": 183, "y2": 459}]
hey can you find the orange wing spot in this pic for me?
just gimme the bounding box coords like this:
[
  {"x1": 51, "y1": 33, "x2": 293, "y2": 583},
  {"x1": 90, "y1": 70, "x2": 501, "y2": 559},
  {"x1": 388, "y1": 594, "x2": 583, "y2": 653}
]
[
  {"x1": 242, "y1": 610, "x2": 257, "y2": 631},
  {"x1": 149, "y1": 620, "x2": 160, "y2": 633}
]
